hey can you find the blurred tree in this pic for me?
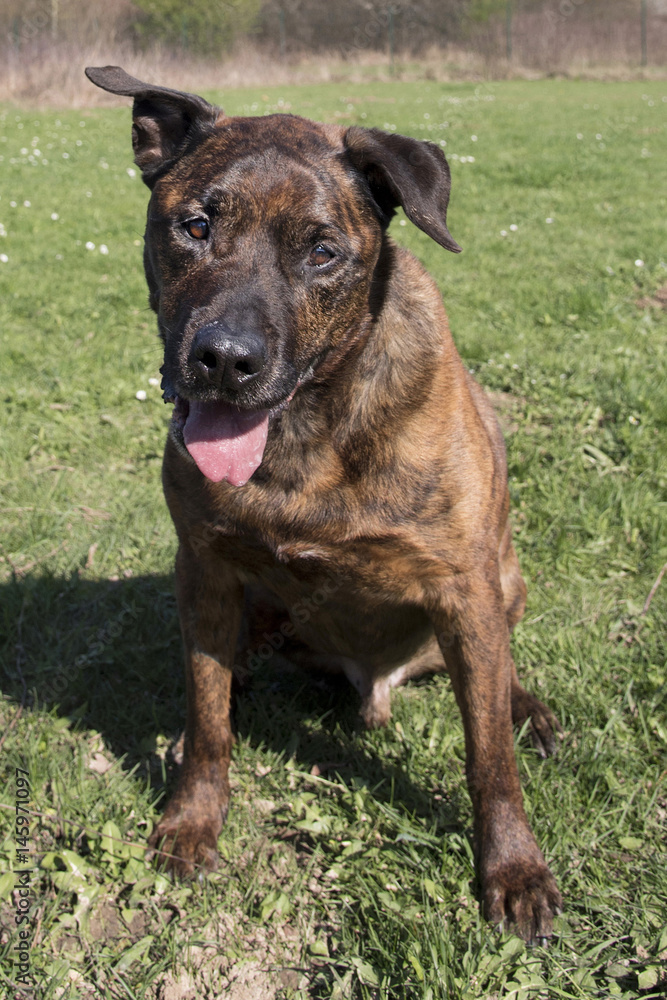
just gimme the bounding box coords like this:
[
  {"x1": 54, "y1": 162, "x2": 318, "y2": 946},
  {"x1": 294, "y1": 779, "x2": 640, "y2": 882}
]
[
  {"x1": 466, "y1": 0, "x2": 544, "y2": 20},
  {"x1": 258, "y1": 0, "x2": 466, "y2": 55},
  {"x1": 131, "y1": 0, "x2": 263, "y2": 52},
  {"x1": 2, "y1": 0, "x2": 135, "y2": 48}
]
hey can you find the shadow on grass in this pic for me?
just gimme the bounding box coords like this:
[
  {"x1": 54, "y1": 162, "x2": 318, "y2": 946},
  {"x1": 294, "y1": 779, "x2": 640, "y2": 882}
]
[{"x1": 0, "y1": 571, "x2": 452, "y2": 826}]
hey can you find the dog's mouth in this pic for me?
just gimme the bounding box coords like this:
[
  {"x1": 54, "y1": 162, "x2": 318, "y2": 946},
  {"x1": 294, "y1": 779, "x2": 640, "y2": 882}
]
[
  {"x1": 161, "y1": 351, "x2": 323, "y2": 487},
  {"x1": 165, "y1": 394, "x2": 270, "y2": 487}
]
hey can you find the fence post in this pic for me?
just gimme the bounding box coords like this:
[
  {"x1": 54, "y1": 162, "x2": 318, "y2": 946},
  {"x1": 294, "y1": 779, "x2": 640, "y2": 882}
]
[
  {"x1": 279, "y1": 9, "x2": 286, "y2": 61},
  {"x1": 506, "y1": 0, "x2": 513, "y2": 61},
  {"x1": 641, "y1": 0, "x2": 647, "y2": 67},
  {"x1": 388, "y1": 5, "x2": 395, "y2": 74}
]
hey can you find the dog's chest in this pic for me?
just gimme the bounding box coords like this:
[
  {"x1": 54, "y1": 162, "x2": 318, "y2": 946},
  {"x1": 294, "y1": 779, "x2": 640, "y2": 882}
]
[{"x1": 217, "y1": 522, "x2": 435, "y2": 610}]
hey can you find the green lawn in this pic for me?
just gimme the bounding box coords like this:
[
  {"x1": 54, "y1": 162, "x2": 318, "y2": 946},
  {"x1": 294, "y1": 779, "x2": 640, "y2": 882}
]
[{"x1": 0, "y1": 78, "x2": 666, "y2": 999}]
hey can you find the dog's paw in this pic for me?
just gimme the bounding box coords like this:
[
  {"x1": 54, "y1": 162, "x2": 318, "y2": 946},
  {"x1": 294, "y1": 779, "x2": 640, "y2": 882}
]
[
  {"x1": 511, "y1": 686, "x2": 562, "y2": 758},
  {"x1": 148, "y1": 784, "x2": 227, "y2": 878},
  {"x1": 148, "y1": 815, "x2": 221, "y2": 878},
  {"x1": 483, "y1": 861, "x2": 562, "y2": 945}
]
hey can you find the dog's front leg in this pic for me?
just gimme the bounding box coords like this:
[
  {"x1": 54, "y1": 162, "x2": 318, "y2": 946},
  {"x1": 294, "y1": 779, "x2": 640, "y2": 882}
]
[
  {"x1": 149, "y1": 543, "x2": 242, "y2": 877},
  {"x1": 436, "y1": 573, "x2": 561, "y2": 943}
]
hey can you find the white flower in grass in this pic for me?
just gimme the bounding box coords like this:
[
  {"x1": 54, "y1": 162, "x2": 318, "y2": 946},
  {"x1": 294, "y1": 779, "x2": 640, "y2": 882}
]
[
  {"x1": 0, "y1": 254, "x2": 8, "y2": 263},
  {"x1": 136, "y1": 390, "x2": 147, "y2": 401},
  {"x1": 127, "y1": 167, "x2": 136, "y2": 178},
  {"x1": 546, "y1": 218, "x2": 554, "y2": 224},
  {"x1": 500, "y1": 230, "x2": 507, "y2": 237},
  {"x1": 509, "y1": 224, "x2": 518, "y2": 231},
  {"x1": 50, "y1": 212, "x2": 59, "y2": 221},
  {"x1": 85, "y1": 241, "x2": 95, "y2": 250},
  {"x1": 99, "y1": 244, "x2": 109, "y2": 255},
  {"x1": 635, "y1": 259, "x2": 644, "y2": 267},
  {"x1": 23, "y1": 200, "x2": 31, "y2": 207},
  {"x1": 148, "y1": 377, "x2": 159, "y2": 386}
]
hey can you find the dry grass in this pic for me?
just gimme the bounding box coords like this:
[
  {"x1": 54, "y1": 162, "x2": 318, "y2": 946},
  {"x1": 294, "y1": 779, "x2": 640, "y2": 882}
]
[
  {"x1": 2, "y1": 16, "x2": 667, "y2": 108},
  {"x1": 473, "y1": 7, "x2": 667, "y2": 73}
]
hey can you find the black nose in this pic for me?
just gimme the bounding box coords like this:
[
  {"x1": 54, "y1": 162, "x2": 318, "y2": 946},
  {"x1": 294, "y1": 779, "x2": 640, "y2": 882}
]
[{"x1": 190, "y1": 323, "x2": 267, "y2": 394}]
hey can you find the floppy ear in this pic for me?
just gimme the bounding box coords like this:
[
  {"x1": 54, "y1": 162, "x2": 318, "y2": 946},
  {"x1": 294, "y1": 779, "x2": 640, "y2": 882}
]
[
  {"x1": 85, "y1": 66, "x2": 221, "y2": 187},
  {"x1": 344, "y1": 127, "x2": 461, "y2": 253}
]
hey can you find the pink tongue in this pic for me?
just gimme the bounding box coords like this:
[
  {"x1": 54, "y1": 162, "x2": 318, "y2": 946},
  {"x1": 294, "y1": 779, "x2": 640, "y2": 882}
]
[{"x1": 183, "y1": 400, "x2": 269, "y2": 486}]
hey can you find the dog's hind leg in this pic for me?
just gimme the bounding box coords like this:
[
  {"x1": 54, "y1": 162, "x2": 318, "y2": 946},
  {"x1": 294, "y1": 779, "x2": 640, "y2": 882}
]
[{"x1": 342, "y1": 643, "x2": 446, "y2": 729}]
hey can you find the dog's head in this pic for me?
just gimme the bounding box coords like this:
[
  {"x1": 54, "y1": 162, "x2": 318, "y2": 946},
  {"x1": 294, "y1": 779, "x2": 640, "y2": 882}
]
[{"x1": 86, "y1": 67, "x2": 460, "y2": 486}]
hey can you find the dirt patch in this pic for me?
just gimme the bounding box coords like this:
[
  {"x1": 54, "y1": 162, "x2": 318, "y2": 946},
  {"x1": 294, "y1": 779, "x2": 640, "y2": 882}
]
[
  {"x1": 88, "y1": 901, "x2": 124, "y2": 943},
  {"x1": 152, "y1": 911, "x2": 308, "y2": 1000},
  {"x1": 158, "y1": 970, "x2": 198, "y2": 1000},
  {"x1": 636, "y1": 282, "x2": 667, "y2": 311},
  {"x1": 221, "y1": 960, "x2": 295, "y2": 999}
]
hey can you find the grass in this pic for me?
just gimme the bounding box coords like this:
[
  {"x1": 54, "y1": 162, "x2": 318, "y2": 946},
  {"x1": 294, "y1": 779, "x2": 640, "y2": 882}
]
[{"x1": 0, "y1": 78, "x2": 666, "y2": 999}]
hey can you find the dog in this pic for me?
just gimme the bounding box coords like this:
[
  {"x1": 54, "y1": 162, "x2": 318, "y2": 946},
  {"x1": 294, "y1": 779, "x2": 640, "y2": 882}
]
[{"x1": 86, "y1": 66, "x2": 562, "y2": 943}]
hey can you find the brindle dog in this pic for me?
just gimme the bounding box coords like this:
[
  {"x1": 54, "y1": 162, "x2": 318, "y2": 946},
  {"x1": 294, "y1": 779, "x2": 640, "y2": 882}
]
[{"x1": 86, "y1": 66, "x2": 562, "y2": 943}]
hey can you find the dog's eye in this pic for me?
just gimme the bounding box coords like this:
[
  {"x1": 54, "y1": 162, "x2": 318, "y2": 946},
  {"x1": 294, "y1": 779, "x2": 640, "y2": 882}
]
[
  {"x1": 308, "y1": 245, "x2": 334, "y2": 267},
  {"x1": 185, "y1": 218, "x2": 209, "y2": 240}
]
